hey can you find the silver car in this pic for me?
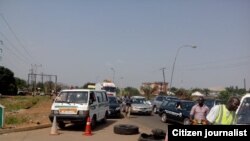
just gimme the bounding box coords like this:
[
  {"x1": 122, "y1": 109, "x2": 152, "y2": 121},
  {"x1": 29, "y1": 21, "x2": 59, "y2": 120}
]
[{"x1": 130, "y1": 96, "x2": 152, "y2": 115}]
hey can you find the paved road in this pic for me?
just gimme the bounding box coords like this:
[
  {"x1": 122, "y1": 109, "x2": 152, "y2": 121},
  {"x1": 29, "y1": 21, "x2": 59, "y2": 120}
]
[
  {"x1": 129, "y1": 113, "x2": 168, "y2": 132},
  {"x1": 0, "y1": 117, "x2": 153, "y2": 141}
]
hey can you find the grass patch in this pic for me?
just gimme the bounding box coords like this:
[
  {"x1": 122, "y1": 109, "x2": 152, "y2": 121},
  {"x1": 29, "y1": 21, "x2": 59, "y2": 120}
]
[
  {"x1": 0, "y1": 96, "x2": 50, "y2": 112},
  {"x1": 0, "y1": 95, "x2": 51, "y2": 125},
  {"x1": 5, "y1": 115, "x2": 29, "y2": 125}
]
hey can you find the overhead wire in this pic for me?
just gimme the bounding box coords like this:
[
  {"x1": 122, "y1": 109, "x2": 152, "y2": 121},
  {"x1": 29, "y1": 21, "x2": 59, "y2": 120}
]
[{"x1": 0, "y1": 13, "x2": 35, "y2": 61}]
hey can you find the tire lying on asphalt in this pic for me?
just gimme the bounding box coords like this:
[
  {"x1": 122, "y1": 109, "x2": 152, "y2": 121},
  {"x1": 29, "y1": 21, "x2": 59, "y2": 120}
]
[
  {"x1": 113, "y1": 124, "x2": 139, "y2": 135},
  {"x1": 151, "y1": 128, "x2": 166, "y2": 139},
  {"x1": 138, "y1": 133, "x2": 164, "y2": 141}
]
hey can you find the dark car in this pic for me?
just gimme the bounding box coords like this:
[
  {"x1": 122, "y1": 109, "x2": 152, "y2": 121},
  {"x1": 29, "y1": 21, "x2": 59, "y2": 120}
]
[
  {"x1": 107, "y1": 96, "x2": 121, "y2": 118},
  {"x1": 152, "y1": 95, "x2": 178, "y2": 113},
  {"x1": 204, "y1": 99, "x2": 222, "y2": 109},
  {"x1": 158, "y1": 99, "x2": 195, "y2": 125}
]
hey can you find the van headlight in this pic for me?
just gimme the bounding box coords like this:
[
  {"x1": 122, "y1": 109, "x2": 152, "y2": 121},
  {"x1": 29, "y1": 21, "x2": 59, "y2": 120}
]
[
  {"x1": 115, "y1": 107, "x2": 120, "y2": 110},
  {"x1": 51, "y1": 110, "x2": 59, "y2": 114}
]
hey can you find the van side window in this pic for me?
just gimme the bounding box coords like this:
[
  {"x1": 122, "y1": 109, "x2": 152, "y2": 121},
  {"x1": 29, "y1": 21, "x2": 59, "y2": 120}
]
[
  {"x1": 90, "y1": 92, "x2": 96, "y2": 102},
  {"x1": 96, "y1": 92, "x2": 103, "y2": 103},
  {"x1": 102, "y1": 92, "x2": 108, "y2": 102}
]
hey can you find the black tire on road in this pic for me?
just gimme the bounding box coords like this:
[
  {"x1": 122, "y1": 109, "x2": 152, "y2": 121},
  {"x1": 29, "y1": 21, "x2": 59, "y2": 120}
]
[
  {"x1": 113, "y1": 124, "x2": 139, "y2": 135},
  {"x1": 151, "y1": 129, "x2": 166, "y2": 140},
  {"x1": 138, "y1": 133, "x2": 164, "y2": 141}
]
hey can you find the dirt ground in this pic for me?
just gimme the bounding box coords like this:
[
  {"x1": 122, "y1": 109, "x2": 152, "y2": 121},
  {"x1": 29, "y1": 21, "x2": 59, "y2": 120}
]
[{"x1": 3, "y1": 97, "x2": 53, "y2": 129}]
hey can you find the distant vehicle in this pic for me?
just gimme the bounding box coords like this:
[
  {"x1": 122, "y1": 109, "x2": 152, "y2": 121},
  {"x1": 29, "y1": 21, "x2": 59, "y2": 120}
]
[
  {"x1": 152, "y1": 95, "x2": 178, "y2": 113},
  {"x1": 95, "y1": 80, "x2": 117, "y2": 96},
  {"x1": 158, "y1": 99, "x2": 195, "y2": 125},
  {"x1": 107, "y1": 96, "x2": 121, "y2": 118},
  {"x1": 204, "y1": 99, "x2": 223, "y2": 109},
  {"x1": 49, "y1": 89, "x2": 109, "y2": 129},
  {"x1": 130, "y1": 96, "x2": 152, "y2": 115},
  {"x1": 236, "y1": 93, "x2": 250, "y2": 125}
]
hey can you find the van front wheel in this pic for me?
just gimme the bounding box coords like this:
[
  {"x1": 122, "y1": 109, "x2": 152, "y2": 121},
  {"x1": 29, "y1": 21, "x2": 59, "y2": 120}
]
[
  {"x1": 58, "y1": 122, "x2": 65, "y2": 129},
  {"x1": 91, "y1": 116, "x2": 97, "y2": 129}
]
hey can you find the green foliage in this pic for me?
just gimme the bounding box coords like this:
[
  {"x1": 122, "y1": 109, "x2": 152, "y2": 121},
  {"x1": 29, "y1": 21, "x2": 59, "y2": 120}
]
[
  {"x1": 218, "y1": 86, "x2": 246, "y2": 103},
  {"x1": 15, "y1": 77, "x2": 28, "y2": 90},
  {"x1": 0, "y1": 66, "x2": 17, "y2": 95},
  {"x1": 5, "y1": 115, "x2": 29, "y2": 125},
  {"x1": 1, "y1": 96, "x2": 50, "y2": 125},
  {"x1": 140, "y1": 85, "x2": 158, "y2": 100},
  {"x1": 0, "y1": 96, "x2": 48, "y2": 112},
  {"x1": 175, "y1": 88, "x2": 190, "y2": 100},
  {"x1": 123, "y1": 87, "x2": 140, "y2": 97}
]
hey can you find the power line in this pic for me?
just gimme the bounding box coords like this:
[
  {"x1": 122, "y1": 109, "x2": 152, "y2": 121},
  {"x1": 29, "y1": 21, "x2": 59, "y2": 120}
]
[
  {"x1": 0, "y1": 31, "x2": 31, "y2": 64},
  {"x1": 0, "y1": 13, "x2": 36, "y2": 61}
]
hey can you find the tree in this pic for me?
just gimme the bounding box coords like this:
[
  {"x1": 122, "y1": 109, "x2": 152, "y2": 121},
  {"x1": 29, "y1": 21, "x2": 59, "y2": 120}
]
[
  {"x1": 0, "y1": 66, "x2": 17, "y2": 95},
  {"x1": 140, "y1": 85, "x2": 158, "y2": 100},
  {"x1": 123, "y1": 87, "x2": 140, "y2": 97},
  {"x1": 15, "y1": 77, "x2": 28, "y2": 90}
]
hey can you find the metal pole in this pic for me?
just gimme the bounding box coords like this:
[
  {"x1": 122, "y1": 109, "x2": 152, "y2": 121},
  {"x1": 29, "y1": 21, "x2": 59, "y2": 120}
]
[
  {"x1": 169, "y1": 45, "x2": 196, "y2": 92},
  {"x1": 110, "y1": 67, "x2": 115, "y2": 83}
]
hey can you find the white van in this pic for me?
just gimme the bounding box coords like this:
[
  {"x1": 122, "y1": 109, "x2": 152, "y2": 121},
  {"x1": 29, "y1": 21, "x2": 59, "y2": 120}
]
[
  {"x1": 236, "y1": 93, "x2": 250, "y2": 125},
  {"x1": 49, "y1": 89, "x2": 109, "y2": 129}
]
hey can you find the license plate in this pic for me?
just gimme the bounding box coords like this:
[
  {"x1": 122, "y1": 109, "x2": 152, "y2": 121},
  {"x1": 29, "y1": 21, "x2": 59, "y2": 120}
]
[{"x1": 59, "y1": 108, "x2": 77, "y2": 114}]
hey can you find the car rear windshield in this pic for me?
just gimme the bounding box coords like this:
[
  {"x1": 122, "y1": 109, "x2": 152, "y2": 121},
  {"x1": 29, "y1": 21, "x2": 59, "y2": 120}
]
[
  {"x1": 132, "y1": 98, "x2": 146, "y2": 104},
  {"x1": 55, "y1": 91, "x2": 88, "y2": 103},
  {"x1": 108, "y1": 96, "x2": 118, "y2": 104}
]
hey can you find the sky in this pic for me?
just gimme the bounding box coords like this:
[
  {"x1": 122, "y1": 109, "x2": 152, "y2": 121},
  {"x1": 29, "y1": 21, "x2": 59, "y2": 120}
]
[{"x1": 0, "y1": 0, "x2": 249, "y2": 90}]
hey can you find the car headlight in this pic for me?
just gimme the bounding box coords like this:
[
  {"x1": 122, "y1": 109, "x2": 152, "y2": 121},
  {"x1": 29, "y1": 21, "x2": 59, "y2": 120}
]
[{"x1": 115, "y1": 107, "x2": 120, "y2": 110}]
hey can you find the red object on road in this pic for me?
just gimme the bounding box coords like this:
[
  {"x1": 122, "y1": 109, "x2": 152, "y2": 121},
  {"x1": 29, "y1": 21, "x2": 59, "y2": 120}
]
[{"x1": 83, "y1": 117, "x2": 92, "y2": 136}]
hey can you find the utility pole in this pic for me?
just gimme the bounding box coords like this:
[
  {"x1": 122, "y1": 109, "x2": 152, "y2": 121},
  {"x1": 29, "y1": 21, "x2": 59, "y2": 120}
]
[
  {"x1": 244, "y1": 78, "x2": 246, "y2": 91},
  {"x1": 0, "y1": 40, "x2": 3, "y2": 61},
  {"x1": 160, "y1": 67, "x2": 166, "y2": 93}
]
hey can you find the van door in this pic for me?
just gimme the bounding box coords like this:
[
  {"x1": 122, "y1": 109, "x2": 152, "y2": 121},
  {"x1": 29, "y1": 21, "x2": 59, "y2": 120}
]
[
  {"x1": 95, "y1": 91, "x2": 108, "y2": 120},
  {"x1": 89, "y1": 91, "x2": 99, "y2": 120}
]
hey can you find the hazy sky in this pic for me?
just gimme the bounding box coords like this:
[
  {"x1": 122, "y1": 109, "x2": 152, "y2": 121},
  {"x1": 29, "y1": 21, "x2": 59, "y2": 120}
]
[{"x1": 0, "y1": 0, "x2": 249, "y2": 90}]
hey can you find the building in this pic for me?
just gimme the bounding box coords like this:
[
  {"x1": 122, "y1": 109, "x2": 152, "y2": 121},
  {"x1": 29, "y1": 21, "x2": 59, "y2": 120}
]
[{"x1": 141, "y1": 82, "x2": 168, "y2": 95}]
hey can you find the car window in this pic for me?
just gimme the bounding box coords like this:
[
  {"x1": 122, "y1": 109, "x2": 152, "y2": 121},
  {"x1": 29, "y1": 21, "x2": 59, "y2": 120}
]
[
  {"x1": 167, "y1": 101, "x2": 176, "y2": 109},
  {"x1": 182, "y1": 101, "x2": 195, "y2": 111},
  {"x1": 161, "y1": 100, "x2": 170, "y2": 108},
  {"x1": 156, "y1": 96, "x2": 163, "y2": 101},
  {"x1": 132, "y1": 98, "x2": 146, "y2": 104}
]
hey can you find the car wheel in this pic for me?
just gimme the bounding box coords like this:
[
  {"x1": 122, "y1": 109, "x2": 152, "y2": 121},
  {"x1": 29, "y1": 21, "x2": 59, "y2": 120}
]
[
  {"x1": 153, "y1": 106, "x2": 157, "y2": 114},
  {"x1": 102, "y1": 111, "x2": 108, "y2": 123},
  {"x1": 91, "y1": 116, "x2": 97, "y2": 129},
  {"x1": 58, "y1": 121, "x2": 65, "y2": 129},
  {"x1": 113, "y1": 124, "x2": 139, "y2": 135},
  {"x1": 183, "y1": 118, "x2": 191, "y2": 125},
  {"x1": 161, "y1": 113, "x2": 167, "y2": 123}
]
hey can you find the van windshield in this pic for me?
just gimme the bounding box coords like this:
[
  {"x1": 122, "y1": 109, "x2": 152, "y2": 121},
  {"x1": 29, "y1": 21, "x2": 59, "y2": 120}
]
[
  {"x1": 103, "y1": 86, "x2": 116, "y2": 92},
  {"x1": 55, "y1": 91, "x2": 88, "y2": 103}
]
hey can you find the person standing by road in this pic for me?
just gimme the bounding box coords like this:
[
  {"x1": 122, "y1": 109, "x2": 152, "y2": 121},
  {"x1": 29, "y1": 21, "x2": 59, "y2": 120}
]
[
  {"x1": 206, "y1": 96, "x2": 240, "y2": 125},
  {"x1": 190, "y1": 97, "x2": 210, "y2": 125},
  {"x1": 125, "y1": 95, "x2": 132, "y2": 118}
]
